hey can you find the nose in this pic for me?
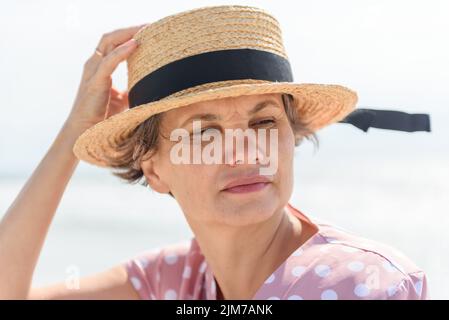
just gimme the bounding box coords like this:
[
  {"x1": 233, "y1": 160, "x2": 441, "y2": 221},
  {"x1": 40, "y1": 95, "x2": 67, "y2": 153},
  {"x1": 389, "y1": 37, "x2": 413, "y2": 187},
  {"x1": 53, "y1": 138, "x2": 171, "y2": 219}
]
[{"x1": 224, "y1": 127, "x2": 268, "y2": 167}]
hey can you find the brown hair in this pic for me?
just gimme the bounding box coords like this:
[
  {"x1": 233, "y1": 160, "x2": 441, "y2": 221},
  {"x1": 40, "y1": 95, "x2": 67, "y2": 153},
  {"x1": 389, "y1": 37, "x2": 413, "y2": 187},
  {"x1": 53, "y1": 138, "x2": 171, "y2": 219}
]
[{"x1": 104, "y1": 93, "x2": 319, "y2": 194}]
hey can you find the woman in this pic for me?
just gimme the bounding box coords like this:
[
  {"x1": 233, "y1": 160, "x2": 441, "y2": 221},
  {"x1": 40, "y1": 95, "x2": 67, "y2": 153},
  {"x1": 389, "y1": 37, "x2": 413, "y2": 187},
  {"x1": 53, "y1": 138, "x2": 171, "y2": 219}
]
[{"x1": 0, "y1": 5, "x2": 428, "y2": 300}]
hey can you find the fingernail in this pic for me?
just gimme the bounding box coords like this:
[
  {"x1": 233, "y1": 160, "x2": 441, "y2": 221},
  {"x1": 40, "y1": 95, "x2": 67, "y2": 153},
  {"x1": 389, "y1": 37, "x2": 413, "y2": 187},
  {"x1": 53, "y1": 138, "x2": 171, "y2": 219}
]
[{"x1": 126, "y1": 38, "x2": 137, "y2": 46}]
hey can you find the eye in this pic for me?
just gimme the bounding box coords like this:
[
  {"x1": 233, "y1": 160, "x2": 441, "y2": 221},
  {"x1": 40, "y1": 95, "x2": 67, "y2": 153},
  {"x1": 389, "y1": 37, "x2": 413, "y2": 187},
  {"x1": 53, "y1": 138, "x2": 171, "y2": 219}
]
[
  {"x1": 190, "y1": 126, "x2": 220, "y2": 138},
  {"x1": 251, "y1": 118, "x2": 276, "y2": 127},
  {"x1": 200, "y1": 127, "x2": 214, "y2": 135}
]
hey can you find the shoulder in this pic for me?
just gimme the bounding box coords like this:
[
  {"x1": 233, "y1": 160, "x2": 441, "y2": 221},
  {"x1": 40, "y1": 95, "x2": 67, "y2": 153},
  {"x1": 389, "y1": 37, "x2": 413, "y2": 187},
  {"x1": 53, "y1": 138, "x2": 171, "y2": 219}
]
[
  {"x1": 287, "y1": 220, "x2": 429, "y2": 300},
  {"x1": 122, "y1": 238, "x2": 200, "y2": 299}
]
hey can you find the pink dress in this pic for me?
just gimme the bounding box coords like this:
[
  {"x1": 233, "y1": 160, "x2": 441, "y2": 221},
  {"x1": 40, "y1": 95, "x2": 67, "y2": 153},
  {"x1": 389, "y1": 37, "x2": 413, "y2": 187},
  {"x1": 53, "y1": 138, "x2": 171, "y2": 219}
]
[{"x1": 123, "y1": 202, "x2": 429, "y2": 300}]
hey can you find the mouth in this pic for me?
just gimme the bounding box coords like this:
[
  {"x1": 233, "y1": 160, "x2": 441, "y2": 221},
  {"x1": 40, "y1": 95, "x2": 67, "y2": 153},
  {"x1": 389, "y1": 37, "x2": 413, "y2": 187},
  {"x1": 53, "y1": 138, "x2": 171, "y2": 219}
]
[
  {"x1": 221, "y1": 175, "x2": 272, "y2": 194},
  {"x1": 222, "y1": 182, "x2": 271, "y2": 194}
]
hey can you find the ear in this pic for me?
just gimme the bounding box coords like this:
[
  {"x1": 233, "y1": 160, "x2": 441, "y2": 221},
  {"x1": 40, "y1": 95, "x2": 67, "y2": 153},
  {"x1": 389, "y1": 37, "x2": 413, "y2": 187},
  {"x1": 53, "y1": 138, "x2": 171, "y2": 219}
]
[{"x1": 141, "y1": 156, "x2": 171, "y2": 194}]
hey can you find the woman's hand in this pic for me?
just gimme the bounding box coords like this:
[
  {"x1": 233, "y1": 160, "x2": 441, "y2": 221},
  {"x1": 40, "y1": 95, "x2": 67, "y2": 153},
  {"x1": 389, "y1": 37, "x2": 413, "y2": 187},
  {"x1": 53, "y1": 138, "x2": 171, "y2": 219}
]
[
  {"x1": 66, "y1": 24, "x2": 146, "y2": 132},
  {"x1": 0, "y1": 24, "x2": 147, "y2": 299}
]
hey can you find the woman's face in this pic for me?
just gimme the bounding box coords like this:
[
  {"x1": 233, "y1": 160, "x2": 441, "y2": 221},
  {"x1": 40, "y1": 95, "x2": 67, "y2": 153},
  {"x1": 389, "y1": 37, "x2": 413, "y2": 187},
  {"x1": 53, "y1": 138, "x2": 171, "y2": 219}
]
[{"x1": 142, "y1": 93, "x2": 296, "y2": 227}]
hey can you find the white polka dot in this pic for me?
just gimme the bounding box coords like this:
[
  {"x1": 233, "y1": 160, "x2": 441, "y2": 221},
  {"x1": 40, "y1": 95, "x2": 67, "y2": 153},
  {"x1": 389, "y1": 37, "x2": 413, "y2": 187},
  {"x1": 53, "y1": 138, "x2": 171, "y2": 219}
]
[
  {"x1": 341, "y1": 246, "x2": 361, "y2": 253},
  {"x1": 354, "y1": 283, "x2": 371, "y2": 297},
  {"x1": 136, "y1": 258, "x2": 148, "y2": 269},
  {"x1": 211, "y1": 280, "x2": 216, "y2": 294},
  {"x1": 265, "y1": 273, "x2": 276, "y2": 284},
  {"x1": 382, "y1": 261, "x2": 398, "y2": 273},
  {"x1": 288, "y1": 295, "x2": 303, "y2": 300},
  {"x1": 414, "y1": 280, "x2": 423, "y2": 296},
  {"x1": 314, "y1": 264, "x2": 331, "y2": 277},
  {"x1": 164, "y1": 253, "x2": 178, "y2": 265},
  {"x1": 199, "y1": 261, "x2": 207, "y2": 273},
  {"x1": 267, "y1": 296, "x2": 280, "y2": 300},
  {"x1": 292, "y1": 248, "x2": 303, "y2": 256},
  {"x1": 326, "y1": 237, "x2": 341, "y2": 244},
  {"x1": 291, "y1": 266, "x2": 307, "y2": 277},
  {"x1": 387, "y1": 284, "x2": 398, "y2": 297},
  {"x1": 321, "y1": 289, "x2": 338, "y2": 300},
  {"x1": 130, "y1": 276, "x2": 142, "y2": 290},
  {"x1": 182, "y1": 266, "x2": 192, "y2": 279},
  {"x1": 347, "y1": 261, "x2": 365, "y2": 272},
  {"x1": 164, "y1": 289, "x2": 177, "y2": 300}
]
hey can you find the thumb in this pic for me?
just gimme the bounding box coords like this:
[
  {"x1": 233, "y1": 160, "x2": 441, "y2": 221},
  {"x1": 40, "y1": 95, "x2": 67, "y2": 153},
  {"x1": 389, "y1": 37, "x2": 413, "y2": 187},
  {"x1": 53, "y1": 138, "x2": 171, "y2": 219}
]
[{"x1": 121, "y1": 91, "x2": 129, "y2": 108}]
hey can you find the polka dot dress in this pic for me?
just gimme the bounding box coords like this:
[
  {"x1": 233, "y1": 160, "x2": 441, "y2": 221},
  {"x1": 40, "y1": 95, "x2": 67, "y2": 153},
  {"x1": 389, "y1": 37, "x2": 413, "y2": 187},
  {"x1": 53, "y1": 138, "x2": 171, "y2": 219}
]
[{"x1": 124, "y1": 203, "x2": 429, "y2": 300}]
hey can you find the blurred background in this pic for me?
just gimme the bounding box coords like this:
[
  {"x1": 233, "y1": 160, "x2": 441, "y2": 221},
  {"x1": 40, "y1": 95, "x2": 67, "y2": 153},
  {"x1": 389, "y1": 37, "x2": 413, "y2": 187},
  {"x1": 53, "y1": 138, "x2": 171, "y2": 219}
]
[{"x1": 0, "y1": 0, "x2": 448, "y2": 298}]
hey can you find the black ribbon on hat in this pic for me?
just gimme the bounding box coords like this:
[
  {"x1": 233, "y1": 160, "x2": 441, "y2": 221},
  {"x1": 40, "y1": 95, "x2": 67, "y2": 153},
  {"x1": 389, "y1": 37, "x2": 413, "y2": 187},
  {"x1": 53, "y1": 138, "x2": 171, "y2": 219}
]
[
  {"x1": 128, "y1": 48, "x2": 431, "y2": 133},
  {"x1": 128, "y1": 48, "x2": 293, "y2": 106}
]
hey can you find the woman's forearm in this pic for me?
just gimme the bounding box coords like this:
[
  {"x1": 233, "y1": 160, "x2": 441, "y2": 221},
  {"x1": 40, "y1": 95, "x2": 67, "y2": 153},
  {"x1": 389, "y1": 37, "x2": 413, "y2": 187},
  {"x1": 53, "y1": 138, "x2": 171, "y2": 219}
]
[
  {"x1": 0, "y1": 24, "x2": 142, "y2": 299},
  {"x1": 0, "y1": 119, "x2": 86, "y2": 299}
]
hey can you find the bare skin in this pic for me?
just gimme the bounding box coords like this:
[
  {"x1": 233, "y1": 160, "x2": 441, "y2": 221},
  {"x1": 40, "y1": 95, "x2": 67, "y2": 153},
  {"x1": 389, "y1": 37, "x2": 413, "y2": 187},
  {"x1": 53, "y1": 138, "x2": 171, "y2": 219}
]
[
  {"x1": 0, "y1": 24, "x2": 146, "y2": 299},
  {"x1": 142, "y1": 93, "x2": 319, "y2": 300}
]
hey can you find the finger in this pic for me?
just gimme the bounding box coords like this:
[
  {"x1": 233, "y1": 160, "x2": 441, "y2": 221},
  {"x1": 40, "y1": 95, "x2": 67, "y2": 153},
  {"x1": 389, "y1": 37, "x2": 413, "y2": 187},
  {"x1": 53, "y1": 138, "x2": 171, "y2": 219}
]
[
  {"x1": 110, "y1": 92, "x2": 126, "y2": 106},
  {"x1": 93, "y1": 39, "x2": 138, "y2": 85},
  {"x1": 83, "y1": 24, "x2": 146, "y2": 81},
  {"x1": 105, "y1": 99, "x2": 128, "y2": 119},
  {"x1": 110, "y1": 86, "x2": 122, "y2": 98},
  {"x1": 96, "y1": 24, "x2": 146, "y2": 56},
  {"x1": 121, "y1": 91, "x2": 129, "y2": 107}
]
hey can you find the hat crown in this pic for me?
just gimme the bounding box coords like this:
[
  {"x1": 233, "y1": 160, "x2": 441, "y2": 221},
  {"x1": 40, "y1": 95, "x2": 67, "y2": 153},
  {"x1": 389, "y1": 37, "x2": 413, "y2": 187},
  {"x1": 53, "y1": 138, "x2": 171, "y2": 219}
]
[{"x1": 127, "y1": 5, "x2": 288, "y2": 92}]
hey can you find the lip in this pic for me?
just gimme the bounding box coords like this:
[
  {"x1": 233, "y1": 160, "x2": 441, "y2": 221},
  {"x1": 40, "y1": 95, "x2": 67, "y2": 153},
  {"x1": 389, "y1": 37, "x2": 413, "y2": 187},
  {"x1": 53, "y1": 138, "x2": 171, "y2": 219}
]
[{"x1": 221, "y1": 175, "x2": 272, "y2": 192}]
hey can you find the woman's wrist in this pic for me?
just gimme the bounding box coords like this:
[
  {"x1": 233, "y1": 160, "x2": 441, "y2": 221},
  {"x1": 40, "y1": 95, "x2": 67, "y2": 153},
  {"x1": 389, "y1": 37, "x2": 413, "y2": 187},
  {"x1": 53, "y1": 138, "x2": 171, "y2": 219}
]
[{"x1": 51, "y1": 116, "x2": 92, "y2": 162}]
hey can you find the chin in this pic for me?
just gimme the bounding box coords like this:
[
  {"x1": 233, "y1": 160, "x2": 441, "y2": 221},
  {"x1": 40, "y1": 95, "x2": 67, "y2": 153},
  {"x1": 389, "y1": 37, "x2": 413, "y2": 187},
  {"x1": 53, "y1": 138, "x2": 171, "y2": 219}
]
[{"x1": 215, "y1": 194, "x2": 280, "y2": 227}]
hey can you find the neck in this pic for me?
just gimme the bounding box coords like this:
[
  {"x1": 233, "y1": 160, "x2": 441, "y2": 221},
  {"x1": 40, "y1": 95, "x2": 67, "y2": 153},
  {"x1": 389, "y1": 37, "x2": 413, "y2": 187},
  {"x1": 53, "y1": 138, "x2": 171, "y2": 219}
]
[{"x1": 190, "y1": 205, "x2": 305, "y2": 300}]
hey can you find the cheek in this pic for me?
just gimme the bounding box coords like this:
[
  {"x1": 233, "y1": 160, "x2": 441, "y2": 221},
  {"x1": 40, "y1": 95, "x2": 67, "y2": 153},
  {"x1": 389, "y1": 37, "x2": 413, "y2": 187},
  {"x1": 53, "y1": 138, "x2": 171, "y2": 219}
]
[
  {"x1": 273, "y1": 120, "x2": 295, "y2": 160},
  {"x1": 171, "y1": 164, "x2": 215, "y2": 196},
  {"x1": 275, "y1": 123, "x2": 295, "y2": 180}
]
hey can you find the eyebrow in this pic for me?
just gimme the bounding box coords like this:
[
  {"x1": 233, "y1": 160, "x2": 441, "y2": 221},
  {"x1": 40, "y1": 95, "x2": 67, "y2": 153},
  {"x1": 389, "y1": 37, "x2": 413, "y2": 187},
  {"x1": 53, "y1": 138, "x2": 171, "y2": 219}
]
[{"x1": 179, "y1": 99, "x2": 280, "y2": 128}]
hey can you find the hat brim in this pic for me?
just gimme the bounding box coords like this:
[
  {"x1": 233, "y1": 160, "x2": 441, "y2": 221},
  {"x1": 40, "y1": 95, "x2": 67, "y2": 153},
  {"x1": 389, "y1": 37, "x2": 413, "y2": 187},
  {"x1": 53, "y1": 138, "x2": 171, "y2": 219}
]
[{"x1": 73, "y1": 81, "x2": 357, "y2": 167}]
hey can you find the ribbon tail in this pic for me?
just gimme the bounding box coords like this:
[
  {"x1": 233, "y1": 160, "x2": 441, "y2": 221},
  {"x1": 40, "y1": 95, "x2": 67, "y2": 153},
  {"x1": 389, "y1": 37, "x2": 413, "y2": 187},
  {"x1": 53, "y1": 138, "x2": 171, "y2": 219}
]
[{"x1": 338, "y1": 108, "x2": 432, "y2": 133}]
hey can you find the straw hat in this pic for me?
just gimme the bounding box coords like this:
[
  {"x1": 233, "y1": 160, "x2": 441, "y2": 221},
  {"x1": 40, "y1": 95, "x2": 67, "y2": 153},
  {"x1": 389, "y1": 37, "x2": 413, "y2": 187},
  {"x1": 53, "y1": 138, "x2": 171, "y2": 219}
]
[{"x1": 73, "y1": 5, "x2": 358, "y2": 167}]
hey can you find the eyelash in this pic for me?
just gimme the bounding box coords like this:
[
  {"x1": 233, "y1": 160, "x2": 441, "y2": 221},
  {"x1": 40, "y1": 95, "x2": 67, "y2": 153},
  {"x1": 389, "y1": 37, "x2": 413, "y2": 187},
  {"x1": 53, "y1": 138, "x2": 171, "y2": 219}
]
[
  {"x1": 190, "y1": 118, "x2": 277, "y2": 137},
  {"x1": 252, "y1": 118, "x2": 276, "y2": 127}
]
